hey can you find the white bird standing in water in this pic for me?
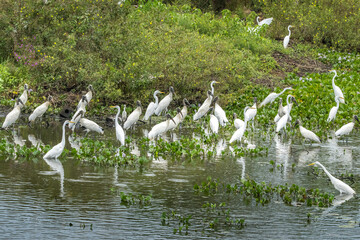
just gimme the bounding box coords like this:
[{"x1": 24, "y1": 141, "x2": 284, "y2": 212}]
[
  {"x1": 193, "y1": 90, "x2": 214, "y2": 121},
  {"x1": 77, "y1": 85, "x2": 94, "y2": 110},
  {"x1": 69, "y1": 96, "x2": 88, "y2": 130},
  {"x1": 167, "y1": 108, "x2": 183, "y2": 131},
  {"x1": 335, "y1": 115, "x2": 359, "y2": 137},
  {"x1": 148, "y1": 114, "x2": 176, "y2": 140},
  {"x1": 2, "y1": 98, "x2": 24, "y2": 129},
  {"x1": 230, "y1": 106, "x2": 250, "y2": 144},
  {"x1": 245, "y1": 97, "x2": 257, "y2": 129},
  {"x1": 233, "y1": 113, "x2": 244, "y2": 129},
  {"x1": 28, "y1": 95, "x2": 53, "y2": 124},
  {"x1": 274, "y1": 96, "x2": 298, "y2": 123},
  {"x1": 294, "y1": 119, "x2": 321, "y2": 143},
  {"x1": 210, "y1": 108, "x2": 219, "y2": 134},
  {"x1": 14, "y1": 84, "x2": 30, "y2": 108},
  {"x1": 110, "y1": 105, "x2": 125, "y2": 146},
  {"x1": 257, "y1": 16, "x2": 273, "y2": 26},
  {"x1": 214, "y1": 97, "x2": 228, "y2": 127},
  {"x1": 259, "y1": 87, "x2": 292, "y2": 108},
  {"x1": 143, "y1": 90, "x2": 164, "y2": 122},
  {"x1": 329, "y1": 70, "x2": 345, "y2": 104},
  {"x1": 155, "y1": 86, "x2": 175, "y2": 116},
  {"x1": 179, "y1": 98, "x2": 190, "y2": 123},
  {"x1": 276, "y1": 95, "x2": 295, "y2": 134},
  {"x1": 283, "y1": 25, "x2": 292, "y2": 49},
  {"x1": 308, "y1": 161, "x2": 355, "y2": 195},
  {"x1": 121, "y1": 104, "x2": 127, "y2": 123},
  {"x1": 73, "y1": 110, "x2": 104, "y2": 134},
  {"x1": 43, "y1": 120, "x2": 73, "y2": 159},
  {"x1": 123, "y1": 100, "x2": 142, "y2": 130},
  {"x1": 327, "y1": 96, "x2": 343, "y2": 122}
]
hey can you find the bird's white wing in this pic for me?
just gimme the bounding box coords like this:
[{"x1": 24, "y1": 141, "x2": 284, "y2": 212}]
[
  {"x1": 259, "y1": 17, "x2": 273, "y2": 26},
  {"x1": 143, "y1": 102, "x2": 156, "y2": 120},
  {"x1": 259, "y1": 92, "x2": 277, "y2": 107},
  {"x1": 283, "y1": 36, "x2": 290, "y2": 48},
  {"x1": 327, "y1": 106, "x2": 338, "y2": 122},
  {"x1": 210, "y1": 115, "x2": 219, "y2": 134},
  {"x1": 234, "y1": 119, "x2": 244, "y2": 129}
]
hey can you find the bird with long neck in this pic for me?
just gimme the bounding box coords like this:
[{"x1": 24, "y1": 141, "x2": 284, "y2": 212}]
[
  {"x1": 329, "y1": 70, "x2": 345, "y2": 104},
  {"x1": 110, "y1": 105, "x2": 125, "y2": 146},
  {"x1": 327, "y1": 96, "x2": 343, "y2": 122},
  {"x1": 259, "y1": 87, "x2": 292, "y2": 108},
  {"x1": 229, "y1": 106, "x2": 250, "y2": 144},
  {"x1": 143, "y1": 90, "x2": 164, "y2": 122},
  {"x1": 283, "y1": 25, "x2": 292, "y2": 49}
]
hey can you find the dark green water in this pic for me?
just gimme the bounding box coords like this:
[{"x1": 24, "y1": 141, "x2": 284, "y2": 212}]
[{"x1": 0, "y1": 116, "x2": 359, "y2": 239}]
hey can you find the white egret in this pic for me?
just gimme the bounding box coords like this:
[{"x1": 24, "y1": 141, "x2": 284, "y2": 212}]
[
  {"x1": 257, "y1": 16, "x2": 273, "y2": 26},
  {"x1": 294, "y1": 119, "x2": 321, "y2": 143},
  {"x1": 148, "y1": 114, "x2": 176, "y2": 140},
  {"x1": 233, "y1": 113, "x2": 244, "y2": 129},
  {"x1": 122, "y1": 104, "x2": 127, "y2": 123},
  {"x1": 230, "y1": 106, "x2": 250, "y2": 144},
  {"x1": 179, "y1": 98, "x2": 190, "y2": 123},
  {"x1": 69, "y1": 95, "x2": 88, "y2": 130},
  {"x1": 283, "y1": 25, "x2": 292, "y2": 49},
  {"x1": 2, "y1": 98, "x2": 24, "y2": 129},
  {"x1": 110, "y1": 105, "x2": 125, "y2": 146},
  {"x1": 210, "y1": 109, "x2": 219, "y2": 134},
  {"x1": 327, "y1": 96, "x2": 343, "y2": 122},
  {"x1": 214, "y1": 97, "x2": 229, "y2": 127},
  {"x1": 245, "y1": 97, "x2": 257, "y2": 129},
  {"x1": 276, "y1": 95, "x2": 294, "y2": 134},
  {"x1": 28, "y1": 95, "x2": 53, "y2": 124},
  {"x1": 193, "y1": 90, "x2": 213, "y2": 121},
  {"x1": 43, "y1": 120, "x2": 73, "y2": 159},
  {"x1": 73, "y1": 110, "x2": 104, "y2": 134},
  {"x1": 14, "y1": 84, "x2": 30, "y2": 108},
  {"x1": 308, "y1": 161, "x2": 355, "y2": 195},
  {"x1": 77, "y1": 85, "x2": 94, "y2": 110},
  {"x1": 210, "y1": 81, "x2": 219, "y2": 96},
  {"x1": 143, "y1": 90, "x2": 164, "y2": 122},
  {"x1": 335, "y1": 115, "x2": 359, "y2": 137},
  {"x1": 259, "y1": 87, "x2": 292, "y2": 108},
  {"x1": 329, "y1": 70, "x2": 345, "y2": 104},
  {"x1": 167, "y1": 108, "x2": 183, "y2": 131},
  {"x1": 155, "y1": 86, "x2": 175, "y2": 116},
  {"x1": 123, "y1": 100, "x2": 142, "y2": 130}
]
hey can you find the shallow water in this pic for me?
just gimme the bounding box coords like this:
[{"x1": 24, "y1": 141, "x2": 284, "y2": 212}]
[{"x1": 1, "y1": 117, "x2": 360, "y2": 239}]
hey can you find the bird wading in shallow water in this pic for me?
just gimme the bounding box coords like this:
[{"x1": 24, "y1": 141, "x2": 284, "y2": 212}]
[
  {"x1": 123, "y1": 100, "x2": 142, "y2": 130},
  {"x1": 143, "y1": 90, "x2": 164, "y2": 123},
  {"x1": 2, "y1": 98, "x2": 24, "y2": 129},
  {"x1": 110, "y1": 105, "x2": 125, "y2": 146},
  {"x1": 28, "y1": 95, "x2": 53, "y2": 126},
  {"x1": 294, "y1": 119, "x2": 321, "y2": 144},
  {"x1": 148, "y1": 113, "x2": 176, "y2": 140},
  {"x1": 43, "y1": 120, "x2": 74, "y2": 159},
  {"x1": 155, "y1": 86, "x2": 175, "y2": 116},
  {"x1": 335, "y1": 115, "x2": 359, "y2": 138},
  {"x1": 308, "y1": 161, "x2": 355, "y2": 195}
]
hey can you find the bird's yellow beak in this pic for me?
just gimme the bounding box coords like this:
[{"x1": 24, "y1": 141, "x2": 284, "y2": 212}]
[
  {"x1": 110, "y1": 106, "x2": 115, "y2": 108},
  {"x1": 216, "y1": 81, "x2": 220, "y2": 84},
  {"x1": 340, "y1": 97, "x2": 344, "y2": 99},
  {"x1": 328, "y1": 69, "x2": 334, "y2": 72},
  {"x1": 69, "y1": 121, "x2": 75, "y2": 124},
  {"x1": 250, "y1": 106, "x2": 256, "y2": 109},
  {"x1": 307, "y1": 163, "x2": 316, "y2": 166},
  {"x1": 160, "y1": 92, "x2": 165, "y2": 94}
]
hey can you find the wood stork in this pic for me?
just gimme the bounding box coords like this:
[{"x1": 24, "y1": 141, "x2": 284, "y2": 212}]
[
  {"x1": 327, "y1": 96, "x2": 343, "y2": 122},
  {"x1": 167, "y1": 108, "x2": 183, "y2": 131},
  {"x1": 110, "y1": 105, "x2": 125, "y2": 146},
  {"x1": 233, "y1": 113, "x2": 244, "y2": 130},
  {"x1": 69, "y1": 95, "x2": 88, "y2": 130},
  {"x1": 335, "y1": 115, "x2": 359, "y2": 137},
  {"x1": 155, "y1": 86, "x2": 175, "y2": 116},
  {"x1": 193, "y1": 90, "x2": 214, "y2": 121},
  {"x1": 123, "y1": 100, "x2": 142, "y2": 130},
  {"x1": 283, "y1": 25, "x2": 292, "y2": 49},
  {"x1": 148, "y1": 114, "x2": 176, "y2": 140},
  {"x1": 43, "y1": 120, "x2": 73, "y2": 159},
  {"x1": 143, "y1": 90, "x2": 164, "y2": 122},
  {"x1": 329, "y1": 70, "x2": 345, "y2": 104},
  {"x1": 274, "y1": 96, "x2": 298, "y2": 123},
  {"x1": 308, "y1": 161, "x2": 355, "y2": 195},
  {"x1": 259, "y1": 87, "x2": 292, "y2": 108},
  {"x1": 2, "y1": 98, "x2": 24, "y2": 129},
  {"x1": 77, "y1": 85, "x2": 94, "y2": 110},
  {"x1": 14, "y1": 84, "x2": 30, "y2": 108},
  {"x1": 294, "y1": 119, "x2": 321, "y2": 143},
  {"x1": 28, "y1": 95, "x2": 53, "y2": 124},
  {"x1": 72, "y1": 110, "x2": 104, "y2": 134},
  {"x1": 179, "y1": 98, "x2": 190, "y2": 123}
]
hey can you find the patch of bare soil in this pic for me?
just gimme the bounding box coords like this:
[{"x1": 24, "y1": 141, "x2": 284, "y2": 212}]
[{"x1": 252, "y1": 51, "x2": 331, "y2": 88}]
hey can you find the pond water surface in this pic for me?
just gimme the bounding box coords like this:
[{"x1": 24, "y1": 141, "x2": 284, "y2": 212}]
[{"x1": 1, "y1": 116, "x2": 360, "y2": 239}]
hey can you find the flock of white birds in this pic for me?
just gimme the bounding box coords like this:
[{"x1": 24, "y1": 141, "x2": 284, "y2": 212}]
[{"x1": 0, "y1": 16, "x2": 356, "y2": 196}]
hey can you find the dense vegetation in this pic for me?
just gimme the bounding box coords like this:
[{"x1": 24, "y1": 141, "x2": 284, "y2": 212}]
[{"x1": 0, "y1": 0, "x2": 359, "y2": 133}]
